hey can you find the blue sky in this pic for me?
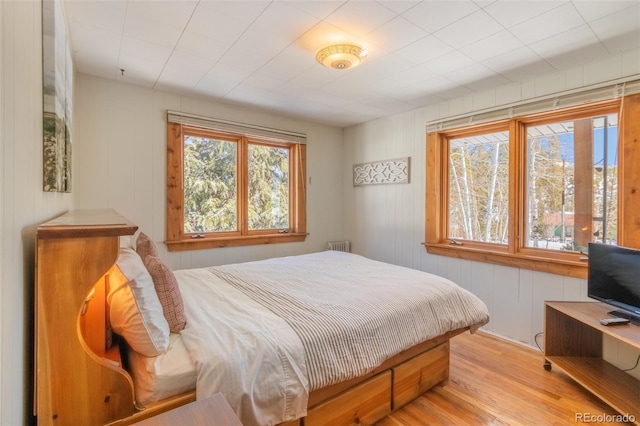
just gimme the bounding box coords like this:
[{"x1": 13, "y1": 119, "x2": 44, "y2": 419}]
[{"x1": 557, "y1": 127, "x2": 618, "y2": 166}]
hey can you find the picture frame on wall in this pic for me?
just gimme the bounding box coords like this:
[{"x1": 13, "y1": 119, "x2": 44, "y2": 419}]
[{"x1": 42, "y1": 0, "x2": 72, "y2": 193}]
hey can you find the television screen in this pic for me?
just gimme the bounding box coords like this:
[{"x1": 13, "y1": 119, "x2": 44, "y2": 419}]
[{"x1": 588, "y1": 243, "x2": 640, "y2": 322}]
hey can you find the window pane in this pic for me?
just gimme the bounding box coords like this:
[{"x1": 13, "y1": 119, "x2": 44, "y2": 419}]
[
  {"x1": 525, "y1": 114, "x2": 618, "y2": 252},
  {"x1": 448, "y1": 131, "x2": 510, "y2": 244},
  {"x1": 248, "y1": 144, "x2": 290, "y2": 230},
  {"x1": 183, "y1": 135, "x2": 237, "y2": 233}
]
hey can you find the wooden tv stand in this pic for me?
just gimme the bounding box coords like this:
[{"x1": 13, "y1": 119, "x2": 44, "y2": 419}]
[{"x1": 544, "y1": 301, "x2": 640, "y2": 424}]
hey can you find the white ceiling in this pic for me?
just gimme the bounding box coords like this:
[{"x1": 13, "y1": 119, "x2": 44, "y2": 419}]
[{"x1": 63, "y1": 0, "x2": 640, "y2": 128}]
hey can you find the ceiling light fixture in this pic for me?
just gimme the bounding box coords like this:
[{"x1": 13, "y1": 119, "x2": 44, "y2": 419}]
[{"x1": 315, "y1": 43, "x2": 367, "y2": 70}]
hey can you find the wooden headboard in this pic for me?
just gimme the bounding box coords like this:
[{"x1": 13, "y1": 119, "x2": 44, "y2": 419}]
[{"x1": 35, "y1": 209, "x2": 138, "y2": 425}]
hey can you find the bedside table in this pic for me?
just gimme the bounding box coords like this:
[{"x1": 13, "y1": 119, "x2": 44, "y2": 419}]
[{"x1": 133, "y1": 393, "x2": 242, "y2": 425}]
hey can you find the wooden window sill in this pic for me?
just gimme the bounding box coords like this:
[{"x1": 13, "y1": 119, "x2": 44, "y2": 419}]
[
  {"x1": 166, "y1": 233, "x2": 308, "y2": 251},
  {"x1": 423, "y1": 243, "x2": 588, "y2": 279}
]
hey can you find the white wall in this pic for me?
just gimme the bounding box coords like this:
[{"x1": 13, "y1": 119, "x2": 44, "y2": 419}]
[
  {"x1": 74, "y1": 74, "x2": 345, "y2": 270},
  {"x1": 0, "y1": 1, "x2": 74, "y2": 424},
  {"x1": 343, "y1": 50, "x2": 640, "y2": 370}
]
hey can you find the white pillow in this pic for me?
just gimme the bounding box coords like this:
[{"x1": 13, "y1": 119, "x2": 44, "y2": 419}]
[
  {"x1": 119, "y1": 234, "x2": 136, "y2": 250},
  {"x1": 108, "y1": 248, "x2": 170, "y2": 356},
  {"x1": 128, "y1": 333, "x2": 197, "y2": 405}
]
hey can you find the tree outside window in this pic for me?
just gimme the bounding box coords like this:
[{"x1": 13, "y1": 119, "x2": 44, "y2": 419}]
[
  {"x1": 166, "y1": 123, "x2": 306, "y2": 251},
  {"x1": 426, "y1": 94, "x2": 640, "y2": 278}
]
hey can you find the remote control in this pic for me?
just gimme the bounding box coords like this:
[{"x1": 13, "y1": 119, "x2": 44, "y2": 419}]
[{"x1": 600, "y1": 317, "x2": 630, "y2": 326}]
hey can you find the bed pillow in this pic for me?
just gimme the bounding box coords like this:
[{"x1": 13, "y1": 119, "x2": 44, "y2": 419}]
[
  {"x1": 108, "y1": 248, "x2": 170, "y2": 356},
  {"x1": 136, "y1": 232, "x2": 159, "y2": 259},
  {"x1": 119, "y1": 234, "x2": 136, "y2": 250},
  {"x1": 143, "y1": 256, "x2": 187, "y2": 333},
  {"x1": 127, "y1": 333, "x2": 197, "y2": 406}
]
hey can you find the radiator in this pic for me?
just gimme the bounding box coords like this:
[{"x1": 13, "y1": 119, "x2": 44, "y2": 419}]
[{"x1": 327, "y1": 240, "x2": 351, "y2": 253}]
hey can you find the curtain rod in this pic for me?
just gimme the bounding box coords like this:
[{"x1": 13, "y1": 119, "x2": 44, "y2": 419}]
[
  {"x1": 167, "y1": 110, "x2": 307, "y2": 139},
  {"x1": 426, "y1": 75, "x2": 640, "y2": 129}
]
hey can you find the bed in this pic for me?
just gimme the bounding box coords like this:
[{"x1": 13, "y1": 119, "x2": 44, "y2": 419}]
[{"x1": 34, "y1": 210, "x2": 489, "y2": 426}]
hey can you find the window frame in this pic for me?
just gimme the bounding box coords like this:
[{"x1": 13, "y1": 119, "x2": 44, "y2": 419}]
[
  {"x1": 438, "y1": 120, "x2": 512, "y2": 253},
  {"x1": 166, "y1": 123, "x2": 307, "y2": 251},
  {"x1": 425, "y1": 94, "x2": 640, "y2": 278}
]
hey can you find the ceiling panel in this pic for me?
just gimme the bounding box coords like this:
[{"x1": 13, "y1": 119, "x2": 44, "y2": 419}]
[
  {"x1": 64, "y1": 0, "x2": 126, "y2": 31},
  {"x1": 120, "y1": 37, "x2": 173, "y2": 64},
  {"x1": 394, "y1": 35, "x2": 455, "y2": 64},
  {"x1": 377, "y1": 1, "x2": 422, "y2": 15},
  {"x1": 62, "y1": 0, "x2": 640, "y2": 128},
  {"x1": 589, "y1": 4, "x2": 640, "y2": 53},
  {"x1": 157, "y1": 50, "x2": 216, "y2": 89},
  {"x1": 508, "y1": 3, "x2": 585, "y2": 45},
  {"x1": 251, "y1": 1, "x2": 322, "y2": 38},
  {"x1": 200, "y1": 0, "x2": 269, "y2": 25},
  {"x1": 373, "y1": 64, "x2": 440, "y2": 93},
  {"x1": 365, "y1": 16, "x2": 428, "y2": 51},
  {"x1": 125, "y1": 0, "x2": 197, "y2": 28},
  {"x1": 324, "y1": 1, "x2": 397, "y2": 37},
  {"x1": 195, "y1": 68, "x2": 242, "y2": 98},
  {"x1": 421, "y1": 51, "x2": 477, "y2": 75},
  {"x1": 529, "y1": 25, "x2": 610, "y2": 69},
  {"x1": 285, "y1": 1, "x2": 346, "y2": 20},
  {"x1": 115, "y1": 56, "x2": 165, "y2": 87},
  {"x1": 460, "y1": 30, "x2": 524, "y2": 62},
  {"x1": 185, "y1": 2, "x2": 252, "y2": 44},
  {"x1": 446, "y1": 63, "x2": 511, "y2": 89},
  {"x1": 68, "y1": 22, "x2": 121, "y2": 59},
  {"x1": 433, "y1": 10, "x2": 504, "y2": 50},
  {"x1": 402, "y1": 1, "x2": 480, "y2": 33},
  {"x1": 484, "y1": 1, "x2": 565, "y2": 28},
  {"x1": 174, "y1": 31, "x2": 229, "y2": 62},
  {"x1": 573, "y1": 0, "x2": 638, "y2": 22},
  {"x1": 482, "y1": 46, "x2": 555, "y2": 82},
  {"x1": 257, "y1": 46, "x2": 317, "y2": 81}
]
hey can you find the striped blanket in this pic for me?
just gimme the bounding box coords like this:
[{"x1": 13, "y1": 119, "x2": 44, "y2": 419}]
[{"x1": 208, "y1": 251, "x2": 489, "y2": 390}]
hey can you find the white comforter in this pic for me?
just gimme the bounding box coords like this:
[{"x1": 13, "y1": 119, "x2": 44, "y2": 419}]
[
  {"x1": 176, "y1": 268, "x2": 309, "y2": 426},
  {"x1": 176, "y1": 251, "x2": 489, "y2": 426}
]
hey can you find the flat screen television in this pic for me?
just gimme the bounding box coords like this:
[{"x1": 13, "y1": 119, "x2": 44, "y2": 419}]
[{"x1": 588, "y1": 242, "x2": 640, "y2": 323}]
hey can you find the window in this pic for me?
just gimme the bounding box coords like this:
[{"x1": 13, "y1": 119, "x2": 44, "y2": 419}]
[
  {"x1": 448, "y1": 126, "x2": 510, "y2": 245},
  {"x1": 167, "y1": 120, "x2": 307, "y2": 251},
  {"x1": 523, "y1": 113, "x2": 618, "y2": 253},
  {"x1": 426, "y1": 93, "x2": 640, "y2": 278}
]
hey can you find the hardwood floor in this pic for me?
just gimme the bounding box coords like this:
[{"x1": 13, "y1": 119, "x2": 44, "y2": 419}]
[{"x1": 377, "y1": 331, "x2": 632, "y2": 425}]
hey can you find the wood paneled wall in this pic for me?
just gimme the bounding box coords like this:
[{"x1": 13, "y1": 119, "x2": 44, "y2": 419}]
[
  {"x1": 74, "y1": 74, "x2": 345, "y2": 271},
  {"x1": 0, "y1": 2, "x2": 74, "y2": 425}
]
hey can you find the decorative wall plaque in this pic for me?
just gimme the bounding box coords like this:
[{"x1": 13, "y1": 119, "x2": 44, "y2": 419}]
[{"x1": 353, "y1": 157, "x2": 410, "y2": 186}]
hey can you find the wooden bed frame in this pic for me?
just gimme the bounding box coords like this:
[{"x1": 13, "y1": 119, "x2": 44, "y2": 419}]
[{"x1": 35, "y1": 209, "x2": 470, "y2": 425}]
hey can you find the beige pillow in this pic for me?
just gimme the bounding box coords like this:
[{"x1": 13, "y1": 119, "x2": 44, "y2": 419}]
[
  {"x1": 143, "y1": 256, "x2": 187, "y2": 333},
  {"x1": 108, "y1": 248, "x2": 170, "y2": 356},
  {"x1": 136, "y1": 232, "x2": 159, "y2": 259}
]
